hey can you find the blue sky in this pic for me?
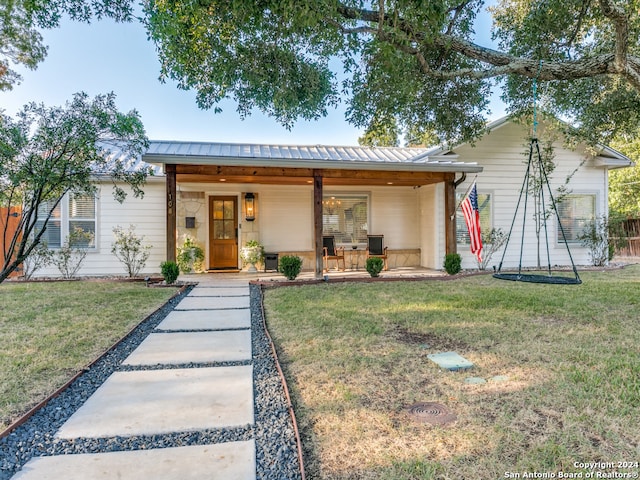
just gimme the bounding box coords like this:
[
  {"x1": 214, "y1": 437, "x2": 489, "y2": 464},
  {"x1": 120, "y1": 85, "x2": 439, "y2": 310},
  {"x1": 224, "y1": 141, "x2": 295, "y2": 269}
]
[{"x1": 0, "y1": 10, "x2": 506, "y2": 145}]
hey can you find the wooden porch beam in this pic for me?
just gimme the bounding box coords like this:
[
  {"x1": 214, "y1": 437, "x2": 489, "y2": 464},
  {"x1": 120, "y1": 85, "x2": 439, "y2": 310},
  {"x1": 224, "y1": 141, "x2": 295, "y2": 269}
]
[
  {"x1": 444, "y1": 173, "x2": 457, "y2": 256},
  {"x1": 175, "y1": 164, "x2": 449, "y2": 184},
  {"x1": 165, "y1": 164, "x2": 177, "y2": 263},
  {"x1": 313, "y1": 171, "x2": 323, "y2": 279}
]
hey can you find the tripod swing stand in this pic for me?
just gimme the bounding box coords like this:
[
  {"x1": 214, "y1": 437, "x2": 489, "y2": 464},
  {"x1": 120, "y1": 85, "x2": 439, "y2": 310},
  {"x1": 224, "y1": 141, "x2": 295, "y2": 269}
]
[{"x1": 493, "y1": 65, "x2": 581, "y2": 285}]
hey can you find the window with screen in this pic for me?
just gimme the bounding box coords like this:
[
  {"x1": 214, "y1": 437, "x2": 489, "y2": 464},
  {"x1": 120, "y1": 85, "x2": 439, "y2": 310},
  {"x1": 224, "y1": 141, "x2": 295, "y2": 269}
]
[
  {"x1": 34, "y1": 194, "x2": 96, "y2": 249},
  {"x1": 557, "y1": 194, "x2": 595, "y2": 243},
  {"x1": 456, "y1": 192, "x2": 492, "y2": 245},
  {"x1": 322, "y1": 195, "x2": 368, "y2": 244}
]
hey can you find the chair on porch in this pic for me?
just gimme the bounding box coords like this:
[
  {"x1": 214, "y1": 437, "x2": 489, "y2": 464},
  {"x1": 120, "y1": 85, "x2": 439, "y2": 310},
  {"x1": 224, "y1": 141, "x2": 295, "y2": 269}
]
[
  {"x1": 366, "y1": 235, "x2": 389, "y2": 271},
  {"x1": 323, "y1": 235, "x2": 345, "y2": 272}
]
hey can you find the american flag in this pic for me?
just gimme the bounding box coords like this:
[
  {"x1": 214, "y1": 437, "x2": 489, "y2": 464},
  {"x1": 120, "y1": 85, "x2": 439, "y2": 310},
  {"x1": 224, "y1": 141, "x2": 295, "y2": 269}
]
[{"x1": 461, "y1": 182, "x2": 483, "y2": 262}]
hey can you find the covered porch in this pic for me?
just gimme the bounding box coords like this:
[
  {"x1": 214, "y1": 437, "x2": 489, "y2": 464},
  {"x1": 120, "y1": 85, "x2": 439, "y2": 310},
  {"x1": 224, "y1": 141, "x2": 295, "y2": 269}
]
[{"x1": 143, "y1": 142, "x2": 482, "y2": 277}]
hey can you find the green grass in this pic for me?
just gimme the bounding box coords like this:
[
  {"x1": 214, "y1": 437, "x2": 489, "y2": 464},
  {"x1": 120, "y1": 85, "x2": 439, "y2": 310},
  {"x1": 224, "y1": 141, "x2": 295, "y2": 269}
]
[
  {"x1": 0, "y1": 281, "x2": 178, "y2": 431},
  {"x1": 264, "y1": 266, "x2": 640, "y2": 479}
]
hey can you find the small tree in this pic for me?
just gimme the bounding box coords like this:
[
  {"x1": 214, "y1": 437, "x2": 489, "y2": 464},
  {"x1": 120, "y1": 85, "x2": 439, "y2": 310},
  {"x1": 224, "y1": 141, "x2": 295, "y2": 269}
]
[
  {"x1": 20, "y1": 241, "x2": 52, "y2": 279},
  {"x1": 0, "y1": 92, "x2": 150, "y2": 283},
  {"x1": 111, "y1": 225, "x2": 152, "y2": 277},
  {"x1": 477, "y1": 228, "x2": 507, "y2": 271},
  {"x1": 50, "y1": 228, "x2": 94, "y2": 279},
  {"x1": 176, "y1": 235, "x2": 204, "y2": 273},
  {"x1": 578, "y1": 215, "x2": 619, "y2": 267}
]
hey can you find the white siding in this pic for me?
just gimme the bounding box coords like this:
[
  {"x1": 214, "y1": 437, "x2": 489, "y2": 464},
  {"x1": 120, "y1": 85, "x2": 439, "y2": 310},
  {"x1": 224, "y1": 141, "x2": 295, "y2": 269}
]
[
  {"x1": 369, "y1": 187, "x2": 420, "y2": 248},
  {"x1": 419, "y1": 183, "x2": 444, "y2": 269},
  {"x1": 454, "y1": 121, "x2": 605, "y2": 270},
  {"x1": 36, "y1": 180, "x2": 167, "y2": 277},
  {"x1": 259, "y1": 186, "x2": 313, "y2": 251}
]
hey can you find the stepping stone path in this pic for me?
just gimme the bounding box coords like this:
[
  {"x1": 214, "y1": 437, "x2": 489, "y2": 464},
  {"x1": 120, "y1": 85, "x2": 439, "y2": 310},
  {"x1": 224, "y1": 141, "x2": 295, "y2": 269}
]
[{"x1": 11, "y1": 283, "x2": 257, "y2": 480}]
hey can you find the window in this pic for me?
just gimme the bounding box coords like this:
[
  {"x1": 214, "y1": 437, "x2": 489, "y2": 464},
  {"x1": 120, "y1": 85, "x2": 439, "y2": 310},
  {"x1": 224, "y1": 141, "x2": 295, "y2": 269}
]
[
  {"x1": 35, "y1": 194, "x2": 96, "y2": 248},
  {"x1": 557, "y1": 194, "x2": 595, "y2": 243},
  {"x1": 322, "y1": 194, "x2": 368, "y2": 244},
  {"x1": 456, "y1": 191, "x2": 492, "y2": 245}
]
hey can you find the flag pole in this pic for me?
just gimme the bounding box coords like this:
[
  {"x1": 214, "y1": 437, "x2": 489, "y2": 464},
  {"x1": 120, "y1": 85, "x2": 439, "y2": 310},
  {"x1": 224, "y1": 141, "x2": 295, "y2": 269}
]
[{"x1": 450, "y1": 175, "x2": 478, "y2": 221}]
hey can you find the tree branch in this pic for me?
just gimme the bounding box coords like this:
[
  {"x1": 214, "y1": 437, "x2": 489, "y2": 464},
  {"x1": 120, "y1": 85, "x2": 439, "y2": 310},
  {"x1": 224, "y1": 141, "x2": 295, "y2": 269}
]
[{"x1": 334, "y1": 1, "x2": 632, "y2": 84}]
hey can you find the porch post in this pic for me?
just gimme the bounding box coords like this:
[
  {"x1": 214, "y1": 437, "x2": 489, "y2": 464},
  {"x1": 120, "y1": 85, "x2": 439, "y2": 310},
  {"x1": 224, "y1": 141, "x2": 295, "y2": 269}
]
[
  {"x1": 444, "y1": 173, "x2": 457, "y2": 256},
  {"x1": 165, "y1": 164, "x2": 177, "y2": 262},
  {"x1": 313, "y1": 170, "x2": 323, "y2": 279}
]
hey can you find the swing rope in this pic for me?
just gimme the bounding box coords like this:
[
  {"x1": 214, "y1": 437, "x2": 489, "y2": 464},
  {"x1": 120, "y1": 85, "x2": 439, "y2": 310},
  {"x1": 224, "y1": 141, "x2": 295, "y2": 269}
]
[{"x1": 493, "y1": 61, "x2": 581, "y2": 285}]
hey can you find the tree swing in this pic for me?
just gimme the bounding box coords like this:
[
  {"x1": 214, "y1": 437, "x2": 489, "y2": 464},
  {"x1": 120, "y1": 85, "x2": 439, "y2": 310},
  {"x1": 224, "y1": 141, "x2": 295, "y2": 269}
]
[{"x1": 493, "y1": 67, "x2": 582, "y2": 285}]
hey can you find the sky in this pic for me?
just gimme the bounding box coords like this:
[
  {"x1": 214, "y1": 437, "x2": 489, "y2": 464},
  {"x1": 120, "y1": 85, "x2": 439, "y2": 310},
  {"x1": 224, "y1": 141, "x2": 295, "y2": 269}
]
[{"x1": 0, "y1": 9, "x2": 506, "y2": 146}]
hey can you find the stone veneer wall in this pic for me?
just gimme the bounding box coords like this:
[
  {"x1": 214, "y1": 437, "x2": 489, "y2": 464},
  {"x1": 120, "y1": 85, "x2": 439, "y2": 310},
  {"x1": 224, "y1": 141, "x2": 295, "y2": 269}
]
[
  {"x1": 176, "y1": 192, "x2": 207, "y2": 263},
  {"x1": 277, "y1": 248, "x2": 421, "y2": 271}
]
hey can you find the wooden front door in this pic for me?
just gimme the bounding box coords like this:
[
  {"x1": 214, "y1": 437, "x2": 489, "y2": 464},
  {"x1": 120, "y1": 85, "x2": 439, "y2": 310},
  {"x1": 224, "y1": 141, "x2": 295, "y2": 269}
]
[{"x1": 208, "y1": 196, "x2": 238, "y2": 270}]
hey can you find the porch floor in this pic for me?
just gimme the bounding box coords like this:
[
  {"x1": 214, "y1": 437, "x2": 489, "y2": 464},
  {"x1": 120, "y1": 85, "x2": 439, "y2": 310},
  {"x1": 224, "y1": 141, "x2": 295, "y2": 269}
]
[{"x1": 179, "y1": 266, "x2": 447, "y2": 285}]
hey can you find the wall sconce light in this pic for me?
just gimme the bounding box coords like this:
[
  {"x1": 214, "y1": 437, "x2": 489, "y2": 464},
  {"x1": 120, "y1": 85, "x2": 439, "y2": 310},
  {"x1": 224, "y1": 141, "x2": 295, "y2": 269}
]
[{"x1": 244, "y1": 193, "x2": 255, "y2": 221}]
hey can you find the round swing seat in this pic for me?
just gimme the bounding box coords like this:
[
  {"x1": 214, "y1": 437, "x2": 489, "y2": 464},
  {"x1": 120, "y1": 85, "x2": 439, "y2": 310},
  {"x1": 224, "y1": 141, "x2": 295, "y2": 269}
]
[{"x1": 492, "y1": 273, "x2": 582, "y2": 285}]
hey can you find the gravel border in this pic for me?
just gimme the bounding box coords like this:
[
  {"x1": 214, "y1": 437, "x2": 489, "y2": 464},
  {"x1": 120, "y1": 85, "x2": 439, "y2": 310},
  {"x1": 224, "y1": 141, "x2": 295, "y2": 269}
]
[{"x1": 0, "y1": 283, "x2": 302, "y2": 480}]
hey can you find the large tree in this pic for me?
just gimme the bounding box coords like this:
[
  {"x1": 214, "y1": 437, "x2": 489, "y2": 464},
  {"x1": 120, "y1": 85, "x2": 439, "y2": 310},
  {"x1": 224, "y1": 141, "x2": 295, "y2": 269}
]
[
  {"x1": 4, "y1": 1, "x2": 640, "y2": 145},
  {"x1": 0, "y1": 92, "x2": 150, "y2": 283},
  {"x1": 141, "y1": 0, "x2": 640, "y2": 145}
]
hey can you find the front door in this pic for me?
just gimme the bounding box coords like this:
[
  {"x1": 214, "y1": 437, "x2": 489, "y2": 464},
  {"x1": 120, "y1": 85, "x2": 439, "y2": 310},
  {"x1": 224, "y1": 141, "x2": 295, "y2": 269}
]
[{"x1": 209, "y1": 196, "x2": 238, "y2": 270}]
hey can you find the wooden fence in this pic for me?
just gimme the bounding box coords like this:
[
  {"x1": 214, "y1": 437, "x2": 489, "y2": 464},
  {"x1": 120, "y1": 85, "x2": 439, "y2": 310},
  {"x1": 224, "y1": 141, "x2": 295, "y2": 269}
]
[
  {"x1": 613, "y1": 218, "x2": 640, "y2": 257},
  {"x1": 0, "y1": 207, "x2": 22, "y2": 277}
]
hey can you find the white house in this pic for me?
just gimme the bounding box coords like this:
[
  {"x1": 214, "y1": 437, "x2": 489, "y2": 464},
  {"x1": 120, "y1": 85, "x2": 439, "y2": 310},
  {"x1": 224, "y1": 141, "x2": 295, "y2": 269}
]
[{"x1": 32, "y1": 116, "x2": 633, "y2": 278}]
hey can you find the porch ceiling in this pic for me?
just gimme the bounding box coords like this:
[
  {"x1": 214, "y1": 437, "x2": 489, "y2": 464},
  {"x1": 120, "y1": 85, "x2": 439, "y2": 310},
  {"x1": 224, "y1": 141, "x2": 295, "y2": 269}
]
[{"x1": 175, "y1": 165, "x2": 451, "y2": 186}]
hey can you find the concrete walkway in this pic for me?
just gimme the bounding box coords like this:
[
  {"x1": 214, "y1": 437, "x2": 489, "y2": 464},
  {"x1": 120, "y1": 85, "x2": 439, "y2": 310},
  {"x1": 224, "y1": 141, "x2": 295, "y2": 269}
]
[{"x1": 12, "y1": 278, "x2": 257, "y2": 480}]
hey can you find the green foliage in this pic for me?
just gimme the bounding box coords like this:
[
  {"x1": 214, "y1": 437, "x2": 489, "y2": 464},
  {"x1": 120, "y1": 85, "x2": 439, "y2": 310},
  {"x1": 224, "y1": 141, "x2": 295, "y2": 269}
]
[
  {"x1": 160, "y1": 261, "x2": 179, "y2": 284},
  {"x1": 609, "y1": 137, "x2": 640, "y2": 217},
  {"x1": 0, "y1": 92, "x2": 149, "y2": 283},
  {"x1": 577, "y1": 215, "x2": 625, "y2": 266},
  {"x1": 478, "y1": 228, "x2": 507, "y2": 271},
  {"x1": 111, "y1": 225, "x2": 152, "y2": 277},
  {"x1": 358, "y1": 115, "x2": 400, "y2": 147},
  {"x1": 20, "y1": 241, "x2": 52, "y2": 279},
  {"x1": 176, "y1": 236, "x2": 204, "y2": 273},
  {"x1": 443, "y1": 253, "x2": 462, "y2": 275},
  {"x1": 279, "y1": 255, "x2": 302, "y2": 281},
  {"x1": 50, "y1": 228, "x2": 94, "y2": 279},
  {"x1": 138, "y1": 0, "x2": 640, "y2": 147},
  {"x1": 7, "y1": 1, "x2": 640, "y2": 147},
  {"x1": 240, "y1": 240, "x2": 264, "y2": 265},
  {"x1": 365, "y1": 257, "x2": 384, "y2": 277}
]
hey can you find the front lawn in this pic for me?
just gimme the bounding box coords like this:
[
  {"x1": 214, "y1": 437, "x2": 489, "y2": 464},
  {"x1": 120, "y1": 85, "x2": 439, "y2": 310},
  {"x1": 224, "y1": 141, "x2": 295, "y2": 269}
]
[
  {"x1": 264, "y1": 266, "x2": 640, "y2": 479},
  {"x1": 0, "y1": 281, "x2": 178, "y2": 431}
]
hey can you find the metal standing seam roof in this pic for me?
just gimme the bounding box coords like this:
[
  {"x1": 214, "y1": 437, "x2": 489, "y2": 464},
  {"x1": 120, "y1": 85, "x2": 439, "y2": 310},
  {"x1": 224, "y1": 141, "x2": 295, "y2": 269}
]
[{"x1": 142, "y1": 140, "x2": 482, "y2": 172}]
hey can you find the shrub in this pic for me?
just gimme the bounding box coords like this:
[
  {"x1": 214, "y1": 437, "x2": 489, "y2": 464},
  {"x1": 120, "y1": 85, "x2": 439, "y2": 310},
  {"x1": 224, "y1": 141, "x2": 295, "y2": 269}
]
[
  {"x1": 177, "y1": 236, "x2": 205, "y2": 273},
  {"x1": 365, "y1": 257, "x2": 384, "y2": 277},
  {"x1": 477, "y1": 228, "x2": 507, "y2": 271},
  {"x1": 279, "y1": 255, "x2": 302, "y2": 280},
  {"x1": 21, "y1": 242, "x2": 52, "y2": 279},
  {"x1": 578, "y1": 215, "x2": 620, "y2": 266},
  {"x1": 443, "y1": 253, "x2": 462, "y2": 275},
  {"x1": 160, "y1": 261, "x2": 180, "y2": 284},
  {"x1": 112, "y1": 225, "x2": 152, "y2": 277},
  {"x1": 51, "y1": 228, "x2": 94, "y2": 279},
  {"x1": 240, "y1": 239, "x2": 264, "y2": 266}
]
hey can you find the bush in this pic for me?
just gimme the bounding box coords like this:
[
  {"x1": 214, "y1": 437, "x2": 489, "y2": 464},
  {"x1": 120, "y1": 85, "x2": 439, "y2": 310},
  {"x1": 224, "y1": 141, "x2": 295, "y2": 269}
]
[
  {"x1": 160, "y1": 261, "x2": 180, "y2": 284},
  {"x1": 365, "y1": 257, "x2": 384, "y2": 277},
  {"x1": 112, "y1": 225, "x2": 152, "y2": 277},
  {"x1": 578, "y1": 215, "x2": 618, "y2": 266},
  {"x1": 279, "y1": 255, "x2": 302, "y2": 280},
  {"x1": 443, "y1": 253, "x2": 462, "y2": 275},
  {"x1": 177, "y1": 236, "x2": 205, "y2": 273},
  {"x1": 51, "y1": 228, "x2": 94, "y2": 279},
  {"x1": 21, "y1": 242, "x2": 52, "y2": 279},
  {"x1": 477, "y1": 228, "x2": 507, "y2": 271}
]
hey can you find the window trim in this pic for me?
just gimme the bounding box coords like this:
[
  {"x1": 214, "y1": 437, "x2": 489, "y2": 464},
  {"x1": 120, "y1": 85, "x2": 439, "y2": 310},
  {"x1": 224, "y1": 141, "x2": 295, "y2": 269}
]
[
  {"x1": 556, "y1": 192, "x2": 597, "y2": 246},
  {"x1": 455, "y1": 189, "x2": 494, "y2": 246},
  {"x1": 36, "y1": 193, "x2": 98, "y2": 251},
  {"x1": 322, "y1": 192, "x2": 371, "y2": 246}
]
